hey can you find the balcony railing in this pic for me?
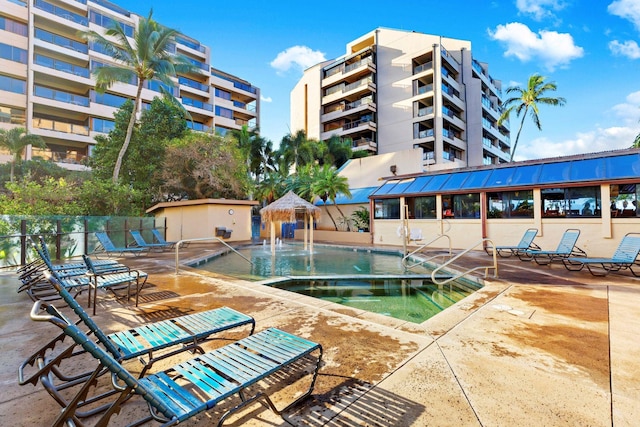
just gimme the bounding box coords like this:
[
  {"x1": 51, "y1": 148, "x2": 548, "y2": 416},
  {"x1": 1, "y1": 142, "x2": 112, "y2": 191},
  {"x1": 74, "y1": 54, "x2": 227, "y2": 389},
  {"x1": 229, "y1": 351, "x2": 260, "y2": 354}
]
[
  {"x1": 34, "y1": 54, "x2": 90, "y2": 78},
  {"x1": 182, "y1": 96, "x2": 213, "y2": 112},
  {"x1": 413, "y1": 61, "x2": 432, "y2": 74},
  {"x1": 34, "y1": 85, "x2": 89, "y2": 106},
  {"x1": 33, "y1": 117, "x2": 89, "y2": 136},
  {"x1": 416, "y1": 83, "x2": 433, "y2": 95},
  {"x1": 34, "y1": 0, "x2": 88, "y2": 26},
  {"x1": 178, "y1": 76, "x2": 209, "y2": 92},
  {"x1": 35, "y1": 28, "x2": 88, "y2": 54}
]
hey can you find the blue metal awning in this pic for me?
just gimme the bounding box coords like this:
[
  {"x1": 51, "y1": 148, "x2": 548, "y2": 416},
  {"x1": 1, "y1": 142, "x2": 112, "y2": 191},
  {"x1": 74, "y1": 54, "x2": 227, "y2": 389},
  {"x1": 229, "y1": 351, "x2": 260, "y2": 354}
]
[{"x1": 368, "y1": 151, "x2": 640, "y2": 197}]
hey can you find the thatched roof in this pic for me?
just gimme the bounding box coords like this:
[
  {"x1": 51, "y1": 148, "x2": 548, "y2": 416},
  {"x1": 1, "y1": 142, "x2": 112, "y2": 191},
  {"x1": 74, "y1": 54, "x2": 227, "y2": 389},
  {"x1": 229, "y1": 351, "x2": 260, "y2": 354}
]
[{"x1": 260, "y1": 191, "x2": 321, "y2": 223}]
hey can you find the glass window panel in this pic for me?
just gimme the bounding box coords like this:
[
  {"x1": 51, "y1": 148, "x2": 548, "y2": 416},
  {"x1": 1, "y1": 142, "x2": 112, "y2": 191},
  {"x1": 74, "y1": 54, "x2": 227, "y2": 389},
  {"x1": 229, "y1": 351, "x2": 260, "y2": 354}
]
[
  {"x1": 403, "y1": 176, "x2": 432, "y2": 194},
  {"x1": 604, "y1": 154, "x2": 640, "y2": 180},
  {"x1": 422, "y1": 174, "x2": 450, "y2": 192},
  {"x1": 439, "y1": 172, "x2": 471, "y2": 191},
  {"x1": 570, "y1": 158, "x2": 606, "y2": 181},
  {"x1": 406, "y1": 196, "x2": 436, "y2": 219},
  {"x1": 484, "y1": 167, "x2": 515, "y2": 187},
  {"x1": 539, "y1": 162, "x2": 572, "y2": 184},
  {"x1": 462, "y1": 169, "x2": 492, "y2": 190},
  {"x1": 510, "y1": 164, "x2": 541, "y2": 186},
  {"x1": 373, "y1": 199, "x2": 400, "y2": 219}
]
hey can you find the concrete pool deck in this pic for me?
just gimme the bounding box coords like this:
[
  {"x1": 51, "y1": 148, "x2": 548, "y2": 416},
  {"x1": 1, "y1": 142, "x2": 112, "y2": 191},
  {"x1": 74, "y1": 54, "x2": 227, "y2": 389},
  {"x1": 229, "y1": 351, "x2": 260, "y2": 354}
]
[{"x1": 0, "y1": 243, "x2": 638, "y2": 426}]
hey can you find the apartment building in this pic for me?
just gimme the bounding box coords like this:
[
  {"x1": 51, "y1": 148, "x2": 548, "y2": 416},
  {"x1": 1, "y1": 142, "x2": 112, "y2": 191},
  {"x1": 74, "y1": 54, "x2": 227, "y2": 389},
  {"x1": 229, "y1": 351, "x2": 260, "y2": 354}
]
[
  {"x1": 0, "y1": 0, "x2": 259, "y2": 169},
  {"x1": 290, "y1": 28, "x2": 510, "y2": 172}
]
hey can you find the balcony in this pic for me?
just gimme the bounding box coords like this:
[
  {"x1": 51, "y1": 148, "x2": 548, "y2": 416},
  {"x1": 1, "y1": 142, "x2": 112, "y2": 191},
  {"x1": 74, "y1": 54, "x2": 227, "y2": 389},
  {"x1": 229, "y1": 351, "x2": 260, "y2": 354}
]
[
  {"x1": 178, "y1": 76, "x2": 209, "y2": 93},
  {"x1": 32, "y1": 117, "x2": 89, "y2": 136},
  {"x1": 35, "y1": 28, "x2": 88, "y2": 54},
  {"x1": 182, "y1": 96, "x2": 213, "y2": 112},
  {"x1": 34, "y1": 0, "x2": 88, "y2": 26},
  {"x1": 34, "y1": 54, "x2": 89, "y2": 78},
  {"x1": 34, "y1": 85, "x2": 89, "y2": 106}
]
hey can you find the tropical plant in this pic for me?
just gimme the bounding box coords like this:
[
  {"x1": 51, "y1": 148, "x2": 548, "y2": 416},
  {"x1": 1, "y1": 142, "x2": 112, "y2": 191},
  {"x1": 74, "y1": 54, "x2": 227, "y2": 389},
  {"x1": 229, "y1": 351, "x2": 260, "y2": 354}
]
[
  {"x1": 81, "y1": 10, "x2": 195, "y2": 183},
  {"x1": 311, "y1": 164, "x2": 352, "y2": 231},
  {"x1": 276, "y1": 130, "x2": 319, "y2": 173},
  {"x1": 351, "y1": 206, "x2": 370, "y2": 231},
  {"x1": 0, "y1": 127, "x2": 46, "y2": 182},
  {"x1": 498, "y1": 74, "x2": 566, "y2": 161}
]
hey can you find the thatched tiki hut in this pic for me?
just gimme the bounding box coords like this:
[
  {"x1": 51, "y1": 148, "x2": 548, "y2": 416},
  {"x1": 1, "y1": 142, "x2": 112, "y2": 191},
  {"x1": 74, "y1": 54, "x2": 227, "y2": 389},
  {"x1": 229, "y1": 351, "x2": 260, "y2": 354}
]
[{"x1": 260, "y1": 191, "x2": 321, "y2": 255}]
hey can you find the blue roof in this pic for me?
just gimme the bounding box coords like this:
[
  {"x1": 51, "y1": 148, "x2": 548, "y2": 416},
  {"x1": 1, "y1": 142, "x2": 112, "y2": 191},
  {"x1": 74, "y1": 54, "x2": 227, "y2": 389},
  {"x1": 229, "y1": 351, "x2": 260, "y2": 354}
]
[
  {"x1": 369, "y1": 151, "x2": 640, "y2": 197},
  {"x1": 316, "y1": 186, "x2": 378, "y2": 206}
]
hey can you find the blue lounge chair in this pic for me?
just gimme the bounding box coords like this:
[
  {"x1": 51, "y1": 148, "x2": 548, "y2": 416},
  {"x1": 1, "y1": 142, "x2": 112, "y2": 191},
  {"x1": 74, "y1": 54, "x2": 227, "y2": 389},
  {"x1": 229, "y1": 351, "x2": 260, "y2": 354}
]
[
  {"x1": 93, "y1": 231, "x2": 149, "y2": 258},
  {"x1": 519, "y1": 228, "x2": 587, "y2": 265},
  {"x1": 563, "y1": 232, "x2": 640, "y2": 276},
  {"x1": 25, "y1": 291, "x2": 322, "y2": 426},
  {"x1": 485, "y1": 228, "x2": 540, "y2": 257},
  {"x1": 151, "y1": 228, "x2": 182, "y2": 249},
  {"x1": 129, "y1": 230, "x2": 173, "y2": 252},
  {"x1": 20, "y1": 272, "x2": 255, "y2": 394}
]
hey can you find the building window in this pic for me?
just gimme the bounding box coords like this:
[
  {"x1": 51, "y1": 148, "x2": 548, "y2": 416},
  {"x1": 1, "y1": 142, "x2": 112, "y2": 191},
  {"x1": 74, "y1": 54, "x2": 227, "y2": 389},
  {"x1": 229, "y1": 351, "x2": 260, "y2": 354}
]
[
  {"x1": 0, "y1": 43, "x2": 27, "y2": 63},
  {"x1": 92, "y1": 117, "x2": 115, "y2": 133},
  {"x1": 0, "y1": 16, "x2": 28, "y2": 36},
  {"x1": 610, "y1": 184, "x2": 640, "y2": 217},
  {"x1": 487, "y1": 191, "x2": 533, "y2": 218},
  {"x1": 0, "y1": 105, "x2": 25, "y2": 125},
  {"x1": 374, "y1": 199, "x2": 400, "y2": 219},
  {"x1": 0, "y1": 74, "x2": 26, "y2": 94},
  {"x1": 541, "y1": 186, "x2": 601, "y2": 218},
  {"x1": 215, "y1": 106, "x2": 233, "y2": 119},
  {"x1": 442, "y1": 193, "x2": 480, "y2": 219},
  {"x1": 215, "y1": 88, "x2": 231, "y2": 100},
  {"x1": 406, "y1": 196, "x2": 436, "y2": 219}
]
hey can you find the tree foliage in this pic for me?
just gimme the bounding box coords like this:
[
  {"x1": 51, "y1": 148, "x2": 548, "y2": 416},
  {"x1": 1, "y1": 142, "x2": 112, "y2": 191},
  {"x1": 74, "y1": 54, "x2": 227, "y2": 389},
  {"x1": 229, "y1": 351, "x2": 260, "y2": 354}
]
[
  {"x1": 81, "y1": 10, "x2": 195, "y2": 183},
  {"x1": 160, "y1": 133, "x2": 249, "y2": 200},
  {"x1": 498, "y1": 73, "x2": 566, "y2": 161}
]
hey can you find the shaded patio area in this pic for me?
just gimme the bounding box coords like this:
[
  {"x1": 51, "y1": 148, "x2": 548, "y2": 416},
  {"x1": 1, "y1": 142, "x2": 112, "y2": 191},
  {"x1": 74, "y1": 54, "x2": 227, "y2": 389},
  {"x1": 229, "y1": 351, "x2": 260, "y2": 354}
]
[{"x1": 0, "y1": 242, "x2": 638, "y2": 426}]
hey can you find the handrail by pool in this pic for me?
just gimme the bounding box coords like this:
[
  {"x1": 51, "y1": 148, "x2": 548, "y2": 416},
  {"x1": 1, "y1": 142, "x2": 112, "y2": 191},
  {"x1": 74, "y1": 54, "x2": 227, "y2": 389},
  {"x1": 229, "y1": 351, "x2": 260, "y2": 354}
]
[
  {"x1": 431, "y1": 238, "x2": 498, "y2": 285},
  {"x1": 175, "y1": 237, "x2": 253, "y2": 274},
  {"x1": 402, "y1": 234, "x2": 452, "y2": 270}
]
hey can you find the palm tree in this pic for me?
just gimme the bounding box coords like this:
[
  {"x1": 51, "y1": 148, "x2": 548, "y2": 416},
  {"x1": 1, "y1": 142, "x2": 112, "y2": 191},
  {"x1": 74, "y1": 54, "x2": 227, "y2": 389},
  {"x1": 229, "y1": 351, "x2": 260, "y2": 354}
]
[
  {"x1": 311, "y1": 164, "x2": 352, "y2": 231},
  {"x1": 0, "y1": 127, "x2": 46, "y2": 182},
  {"x1": 81, "y1": 10, "x2": 195, "y2": 183},
  {"x1": 498, "y1": 74, "x2": 566, "y2": 162},
  {"x1": 276, "y1": 130, "x2": 318, "y2": 173}
]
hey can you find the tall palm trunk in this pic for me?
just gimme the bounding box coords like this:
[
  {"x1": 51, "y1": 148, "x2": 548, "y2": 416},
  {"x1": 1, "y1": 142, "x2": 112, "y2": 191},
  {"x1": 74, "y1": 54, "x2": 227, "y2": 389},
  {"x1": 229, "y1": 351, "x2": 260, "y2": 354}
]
[
  {"x1": 113, "y1": 83, "x2": 144, "y2": 183},
  {"x1": 510, "y1": 106, "x2": 529, "y2": 162}
]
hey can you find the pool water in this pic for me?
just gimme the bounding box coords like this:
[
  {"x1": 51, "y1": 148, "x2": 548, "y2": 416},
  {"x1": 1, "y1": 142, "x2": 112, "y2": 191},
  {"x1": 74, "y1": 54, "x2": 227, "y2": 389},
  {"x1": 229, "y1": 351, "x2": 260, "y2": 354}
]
[
  {"x1": 196, "y1": 244, "x2": 482, "y2": 323},
  {"x1": 271, "y1": 278, "x2": 481, "y2": 323},
  {"x1": 197, "y1": 244, "x2": 433, "y2": 280}
]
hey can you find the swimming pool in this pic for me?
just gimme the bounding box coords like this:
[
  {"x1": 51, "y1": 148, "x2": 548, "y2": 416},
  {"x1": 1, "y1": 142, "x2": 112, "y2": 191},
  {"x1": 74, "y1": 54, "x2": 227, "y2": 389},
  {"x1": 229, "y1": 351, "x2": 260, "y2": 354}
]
[{"x1": 195, "y1": 244, "x2": 481, "y2": 323}]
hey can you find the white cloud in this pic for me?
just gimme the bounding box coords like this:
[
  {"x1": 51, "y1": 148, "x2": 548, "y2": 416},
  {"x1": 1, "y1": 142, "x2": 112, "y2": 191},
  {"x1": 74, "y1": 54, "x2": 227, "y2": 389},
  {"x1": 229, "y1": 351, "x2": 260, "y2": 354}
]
[
  {"x1": 488, "y1": 22, "x2": 584, "y2": 71},
  {"x1": 260, "y1": 95, "x2": 273, "y2": 103},
  {"x1": 516, "y1": 0, "x2": 568, "y2": 21},
  {"x1": 270, "y1": 46, "x2": 326, "y2": 75},
  {"x1": 609, "y1": 39, "x2": 640, "y2": 58},
  {"x1": 608, "y1": 0, "x2": 640, "y2": 30}
]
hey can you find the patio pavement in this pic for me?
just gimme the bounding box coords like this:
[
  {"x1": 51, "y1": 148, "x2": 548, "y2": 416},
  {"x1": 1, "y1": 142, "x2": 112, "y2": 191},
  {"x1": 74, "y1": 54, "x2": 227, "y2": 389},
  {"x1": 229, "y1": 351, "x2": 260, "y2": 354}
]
[{"x1": 0, "y1": 242, "x2": 638, "y2": 426}]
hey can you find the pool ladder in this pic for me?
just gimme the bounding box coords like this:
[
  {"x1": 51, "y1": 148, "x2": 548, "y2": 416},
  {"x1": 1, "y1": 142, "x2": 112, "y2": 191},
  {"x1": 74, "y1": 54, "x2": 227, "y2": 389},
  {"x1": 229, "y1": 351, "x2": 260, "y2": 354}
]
[
  {"x1": 430, "y1": 238, "x2": 498, "y2": 285},
  {"x1": 174, "y1": 237, "x2": 253, "y2": 274}
]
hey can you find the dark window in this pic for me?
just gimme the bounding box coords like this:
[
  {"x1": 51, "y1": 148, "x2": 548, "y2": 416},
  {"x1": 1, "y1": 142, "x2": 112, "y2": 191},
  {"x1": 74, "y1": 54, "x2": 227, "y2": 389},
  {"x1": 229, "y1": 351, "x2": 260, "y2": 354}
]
[{"x1": 374, "y1": 199, "x2": 400, "y2": 219}]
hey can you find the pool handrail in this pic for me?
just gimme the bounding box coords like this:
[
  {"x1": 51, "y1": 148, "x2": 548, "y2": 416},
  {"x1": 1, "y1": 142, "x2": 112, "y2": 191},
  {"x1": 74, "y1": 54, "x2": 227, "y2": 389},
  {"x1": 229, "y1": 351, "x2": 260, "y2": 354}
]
[
  {"x1": 175, "y1": 237, "x2": 252, "y2": 274},
  {"x1": 431, "y1": 238, "x2": 498, "y2": 286},
  {"x1": 402, "y1": 234, "x2": 453, "y2": 270}
]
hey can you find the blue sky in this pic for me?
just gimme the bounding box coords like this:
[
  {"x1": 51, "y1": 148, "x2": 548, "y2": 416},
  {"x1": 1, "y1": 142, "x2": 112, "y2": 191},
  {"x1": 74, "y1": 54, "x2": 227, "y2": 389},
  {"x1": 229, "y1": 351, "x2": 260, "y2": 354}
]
[{"x1": 116, "y1": 0, "x2": 640, "y2": 161}]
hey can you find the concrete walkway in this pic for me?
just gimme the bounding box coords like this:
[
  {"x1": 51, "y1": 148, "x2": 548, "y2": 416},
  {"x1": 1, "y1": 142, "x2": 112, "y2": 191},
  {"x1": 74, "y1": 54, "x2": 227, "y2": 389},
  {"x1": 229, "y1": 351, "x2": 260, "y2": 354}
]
[{"x1": 0, "y1": 244, "x2": 638, "y2": 426}]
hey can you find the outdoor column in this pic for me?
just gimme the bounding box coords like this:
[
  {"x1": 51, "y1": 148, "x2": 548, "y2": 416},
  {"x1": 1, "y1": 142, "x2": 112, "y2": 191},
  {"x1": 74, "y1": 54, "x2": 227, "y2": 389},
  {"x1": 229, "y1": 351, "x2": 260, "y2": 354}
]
[
  {"x1": 304, "y1": 214, "x2": 308, "y2": 250},
  {"x1": 270, "y1": 221, "x2": 276, "y2": 255},
  {"x1": 309, "y1": 216, "x2": 313, "y2": 254}
]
